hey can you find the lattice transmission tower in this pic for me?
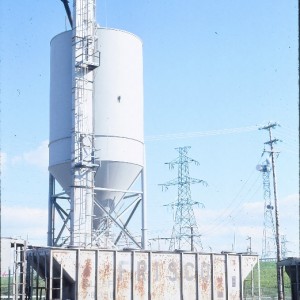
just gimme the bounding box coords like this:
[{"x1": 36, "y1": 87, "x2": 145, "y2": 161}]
[
  {"x1": 257, "y1": 157, "x2": 276, "y2": 259},
  {"x1": 160, "y1": 146, "x2": 207, "y2": 251},
  {"x1": 281, "y1": 235, "x2": 289, "y2": 259}
]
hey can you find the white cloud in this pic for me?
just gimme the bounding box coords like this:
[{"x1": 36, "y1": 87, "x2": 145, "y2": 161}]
[
  {"x1": 279, "y1": 193, "x2": 298, "y2": 218},
  {"x1": 2, "y1": 205, "x2": 48, "y2": 246},
  {"x1": 242, "y1": 201, "x2": 264, "y2": 212},
  {"x1": 11, "y1": 140, "x2": 49, "y2": 170},
  {"x1": 192, "y1": 193, "x2": 299, "y2": 255}
]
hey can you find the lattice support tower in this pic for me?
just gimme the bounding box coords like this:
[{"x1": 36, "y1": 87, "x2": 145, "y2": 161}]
[
  {"x1": 70, "y1": 0, "x2": 99, "y2": 247},
  {"x1": 257, "y1": 158, "x2": 276, "y2": 259},
  {"x1": 160, "y1": 146, "x2": 207, "y2": 251}
]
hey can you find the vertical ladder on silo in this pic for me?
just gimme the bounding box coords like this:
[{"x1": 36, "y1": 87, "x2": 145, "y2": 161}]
[{"x1": 71, "y1": 0, "x2": 100, "y2": 247}]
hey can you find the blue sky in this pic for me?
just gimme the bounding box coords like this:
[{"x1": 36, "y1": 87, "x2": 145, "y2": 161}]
[{"x1": 0, "y1": 1, "x2": 298, "y2": 256}]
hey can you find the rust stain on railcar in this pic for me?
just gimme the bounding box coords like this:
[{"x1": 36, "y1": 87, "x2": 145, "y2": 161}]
[
  {"x1": 216, "y1": 276, "x2": 224, "y2": 297},
  {"x1": 79, "y1": 251, "x2": 96, "y2": 299},
  {"x1": 151, "y1": 254, "x2": 181, "y2": 300},
  {"x1": 117, "y1": 269, "x2": 130, "y2": 291},
  {"x1": 116, "y1": 252, "x2": 132, "y2": 299},
  {"x1": 198, "y1": 255, "x2": 211, "y2": 299},
  {"x1": 102, "y1": 258, "x2": 112, "y2": 280},
  {"x1": 213, "y1": 255, "x2": 226, "y2": 298},
  {"x1": 201, "y1": 262, "x2": 210, "y2": 292},
  {"x1": 134, "y1": 253, "x2": 149, "y2": 299},
  {"x1": 151, "y1": 257, "x2": 167, "y2": 299},
  {"x1": 98, "y1": 252, "x2": 114, "y2": 300},
  {"x1": 82, "y1": 258, "x2": 92, "y2": 291},
  {"x1": 99, "y1": 262, "x2": 112, "y2": 300},
  {"x1": 135, "y1": 259, "x2": 147, "y2": 297}
]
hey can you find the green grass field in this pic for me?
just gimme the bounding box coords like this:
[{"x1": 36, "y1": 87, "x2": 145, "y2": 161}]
[{"x1": 244, "y1": 260, "x2": 291, "y2": 299}]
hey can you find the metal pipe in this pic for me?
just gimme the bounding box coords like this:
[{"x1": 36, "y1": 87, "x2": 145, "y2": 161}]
[
  {"x1": 257, "y1": 259, "x2": 261, "y2": 299},
  {"x1": 148, "y1": 252, "x2": 152, "y2": 299},
  {"x1": 131, "y1": 252, "x2": 135, "y2": 300},
  {"x1": 49, "y1": 252, "x2": 53, "y2": 300},
  {"x1": 211, "y1": 254, "x2": 214, "y2": 299},
  {"x1": 8, "y1": 268, "x2": 11, "y2": 300},
  {"x1": 113, "y1": 251, "x2": 117, "y2": 299},
  {"x1": 141, "y1": 166, "x2": 148, "y2": 249},
  {"x1": 239, "y1": 255, "x2": 243, "y2": 299},
  {"x1": 225, "y1": 254, "x2": 228, "y2": 300},
  {"x1": 196, "y1": 252, "x2": 199, "y2": 300},
  {"x1": 60, "y1": 0, "x2": 73, "y2": 28},
  {"x1": 180, "y1": 253, "x2": 184, "y2": 299},
  {"x1": 48, "y1": 174, "x2": 55, "y2": 246},
  {"x1": 94, "y1": 186, "x2": 143, "y2": 194}
]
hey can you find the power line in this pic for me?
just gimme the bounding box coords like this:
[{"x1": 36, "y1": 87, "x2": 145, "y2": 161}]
[
  {"x1": 145, "y1": 125, "x2": 261, "y2": 141},
  {"x1": 200, "y1": 155, "x2": 263, "y2": 236},
  {"x1": 200, "y1": 174, "x2": 262, "y2": 237}
]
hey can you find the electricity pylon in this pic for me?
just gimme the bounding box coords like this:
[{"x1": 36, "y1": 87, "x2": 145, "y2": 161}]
[
  {"x1": 281, "y1": 235, "x2": 289, "y2": 259},
  {"x1": 257, "y1": 158, "x2": 276, "y2": 259},
  {"x1": 160, "y1": 146, "x2": 207, "y2": 251}
]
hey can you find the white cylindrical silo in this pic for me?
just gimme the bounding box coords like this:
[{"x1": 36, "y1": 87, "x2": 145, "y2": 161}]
[
  {"x1": 49, "y1": 31, "x2": 73, "y2": 191},
  {"x1": 49, "y1": 28, "x2": 144, "y2": 236}
]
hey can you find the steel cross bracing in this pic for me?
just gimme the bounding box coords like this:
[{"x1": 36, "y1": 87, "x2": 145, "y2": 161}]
[
  {"x1": 160, "y1": 146, "x2": 207, "y2": 251},
  {"x1": 71, "y1": 0, "x2": 99, "y2": 247},
  {"x1": 258, "y1": 159, "x2": 276, "y2": 259}
]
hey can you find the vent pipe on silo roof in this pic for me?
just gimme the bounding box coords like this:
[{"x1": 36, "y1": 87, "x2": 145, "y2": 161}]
[{"x1": 60, "y1": 0, "x2": 73, "y2": 28}]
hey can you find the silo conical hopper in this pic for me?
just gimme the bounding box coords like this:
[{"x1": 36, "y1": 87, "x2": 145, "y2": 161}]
[{"x1": 49, "y1": 28, "x2": 144, "y2": 243}]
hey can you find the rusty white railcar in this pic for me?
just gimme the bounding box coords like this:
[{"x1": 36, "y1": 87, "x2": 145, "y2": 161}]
[{"x1": 26, "y1": 248, "x2": 258, "y2": 300}]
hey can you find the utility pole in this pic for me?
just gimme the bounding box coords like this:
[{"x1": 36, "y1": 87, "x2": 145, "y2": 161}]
[
  {"x1": 259, "y1": 122, "x2": 283, "y2": 300},
  {"x1": 159, "y1": 146, "x2": 207, "y2": 251}
]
